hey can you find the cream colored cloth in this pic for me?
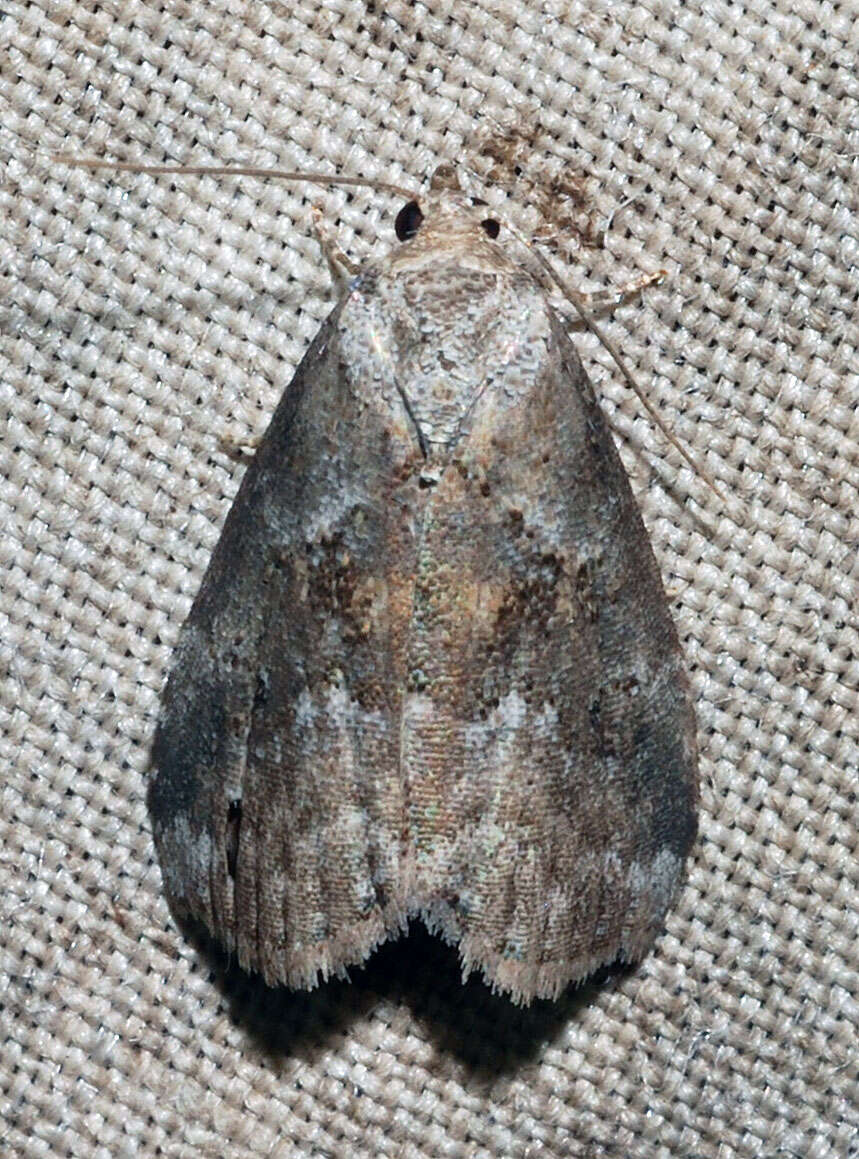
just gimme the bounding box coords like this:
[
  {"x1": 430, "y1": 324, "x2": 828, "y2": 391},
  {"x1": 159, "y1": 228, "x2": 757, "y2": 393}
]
[{"x1": 2, "y1": 2, "x2": 856, "y2": 1155}]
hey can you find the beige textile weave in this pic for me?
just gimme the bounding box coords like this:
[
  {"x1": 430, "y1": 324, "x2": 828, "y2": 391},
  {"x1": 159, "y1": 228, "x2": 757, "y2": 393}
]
[{"x1": 2, "y1": 1, "x2": 857, "y2": 1156}]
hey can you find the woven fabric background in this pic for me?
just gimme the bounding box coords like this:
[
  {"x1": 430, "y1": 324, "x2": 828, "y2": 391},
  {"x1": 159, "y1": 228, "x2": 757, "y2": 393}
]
[{"x1": 2, "y1": 1, "x2": 857, "y2": 1156}]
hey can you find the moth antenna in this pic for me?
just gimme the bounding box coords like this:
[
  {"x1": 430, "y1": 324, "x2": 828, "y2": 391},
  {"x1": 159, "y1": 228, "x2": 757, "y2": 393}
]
[
  {"x1": 50, "y1": 154, "x2": 418, "y2": 202},
  {"x1": 499, "y1": 215, "x2": 726, "y2": 502}
]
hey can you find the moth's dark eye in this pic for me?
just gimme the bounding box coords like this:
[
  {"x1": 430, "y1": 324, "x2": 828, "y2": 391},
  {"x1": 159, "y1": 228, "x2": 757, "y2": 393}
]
[
  {"x1": 395, "y1": 201, "x2": 424, "y2": 241},
  {"x1": 481, "y1": 218, "x2": 500, "y2": 239}
]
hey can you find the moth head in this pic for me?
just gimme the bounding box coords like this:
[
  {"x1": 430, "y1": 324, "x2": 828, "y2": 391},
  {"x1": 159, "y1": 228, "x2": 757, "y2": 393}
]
[{"x1": 393, "y1": 165, "x2": 502, "y2": 250}]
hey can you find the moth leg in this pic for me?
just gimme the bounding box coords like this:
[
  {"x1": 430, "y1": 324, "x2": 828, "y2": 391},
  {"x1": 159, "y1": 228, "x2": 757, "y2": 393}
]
[
  {"x1": 582, "y1": 268, "x2": 668, "y2": 312},
  {"x1": 215, "y1": 210, "x2": 359, "y2": 461},
  {"x1": 216, "y1": 430, "x2": 262, "y2": 458},
  {"x1": 551, "y1": 268, "x2": 668, "y2": 327},
  {"x1": 311, "y1": 206, "x2": 359, "y2": 289}
]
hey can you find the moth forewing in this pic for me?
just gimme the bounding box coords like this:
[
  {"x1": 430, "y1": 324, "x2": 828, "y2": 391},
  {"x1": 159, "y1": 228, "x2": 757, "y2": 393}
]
[{"x1": 148, "y1": 170, "x2": 698, "y2": 1004}]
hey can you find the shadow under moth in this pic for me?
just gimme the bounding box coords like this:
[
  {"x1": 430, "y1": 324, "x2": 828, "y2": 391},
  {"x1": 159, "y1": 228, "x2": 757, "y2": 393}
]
[{"x1": 100, "y1": 160, "x2": 699, "y2": 1005}]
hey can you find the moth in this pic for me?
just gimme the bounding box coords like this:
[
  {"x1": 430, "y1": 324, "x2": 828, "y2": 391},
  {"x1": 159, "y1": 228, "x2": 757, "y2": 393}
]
[{"x1": 129, "y1": 162, "x2": 699, "y2": 1004}]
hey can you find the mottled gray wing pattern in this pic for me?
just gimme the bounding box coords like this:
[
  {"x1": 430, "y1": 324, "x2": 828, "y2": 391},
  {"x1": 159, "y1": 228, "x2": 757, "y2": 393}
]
[
  {"x1": 401, "y1": 297, "x2": 698, "y2": 1003},
  {"x1": 150, "y1": 288, "x2": 423, "y2": 987},
  {"x1": 151, "y1": 250, "x2": 697, "y2": 1005}
]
